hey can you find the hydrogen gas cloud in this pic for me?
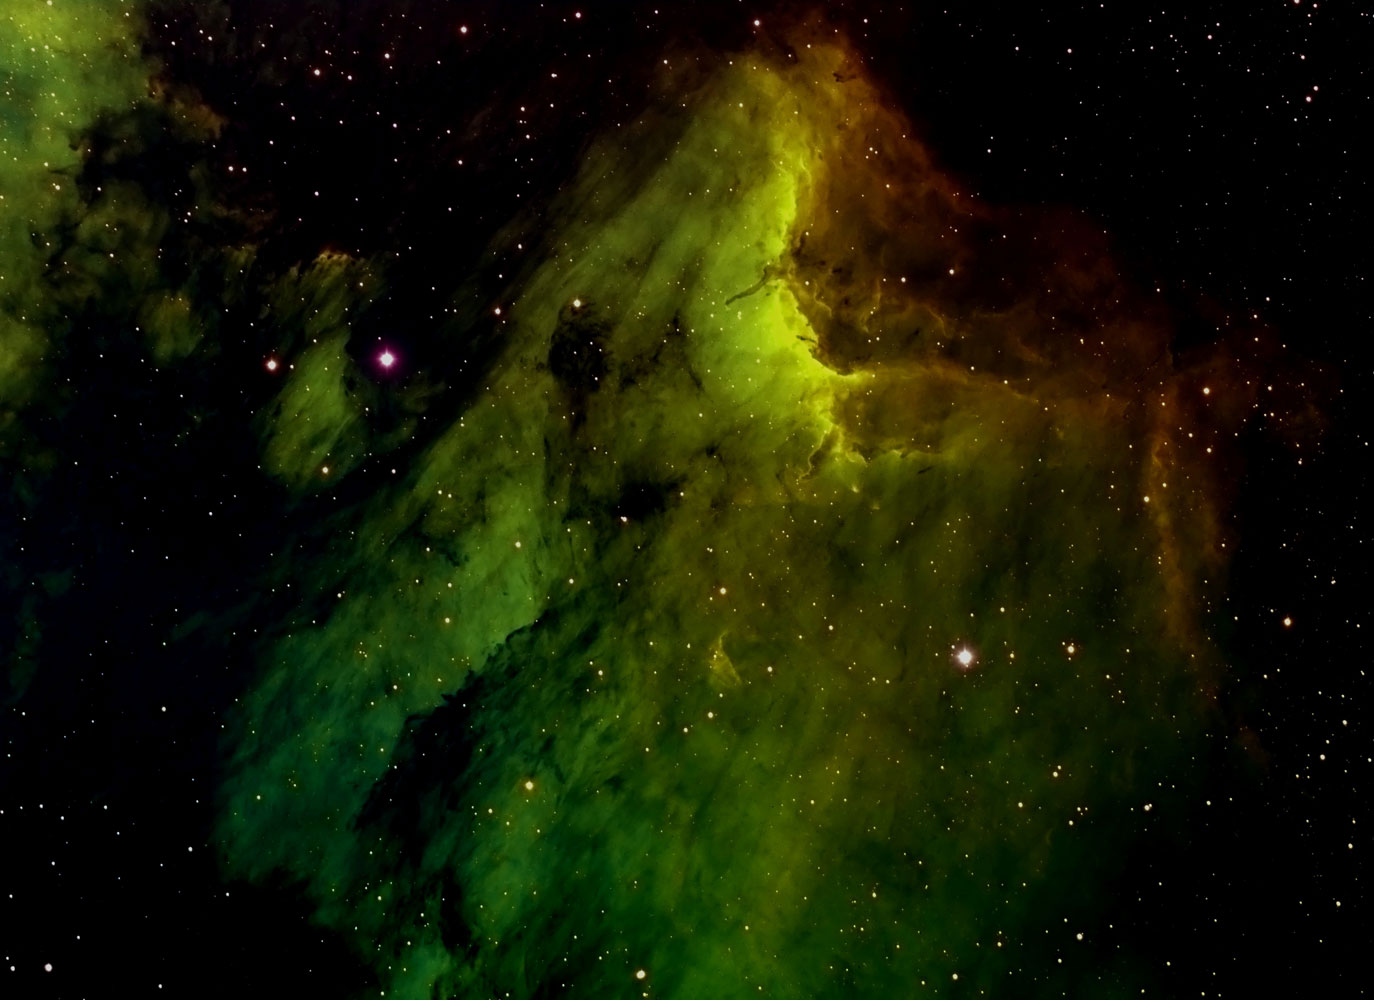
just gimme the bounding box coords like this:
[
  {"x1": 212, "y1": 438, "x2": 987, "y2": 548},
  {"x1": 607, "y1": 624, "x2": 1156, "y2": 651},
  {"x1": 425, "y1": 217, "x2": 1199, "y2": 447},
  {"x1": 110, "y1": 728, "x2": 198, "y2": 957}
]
[
  {"x1": 1, "y1": 3, "x2": 1345, "y2": 998},
  {"x1": 218, "y1": 36, "x2": 1309, "y2": 999}
]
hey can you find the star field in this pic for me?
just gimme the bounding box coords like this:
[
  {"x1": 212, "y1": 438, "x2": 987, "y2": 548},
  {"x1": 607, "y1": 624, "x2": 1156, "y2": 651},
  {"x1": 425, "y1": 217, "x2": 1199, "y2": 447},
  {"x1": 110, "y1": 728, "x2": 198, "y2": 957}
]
[{"x1": 1, "y1": 2, "x2": 1368, "y2": 997}]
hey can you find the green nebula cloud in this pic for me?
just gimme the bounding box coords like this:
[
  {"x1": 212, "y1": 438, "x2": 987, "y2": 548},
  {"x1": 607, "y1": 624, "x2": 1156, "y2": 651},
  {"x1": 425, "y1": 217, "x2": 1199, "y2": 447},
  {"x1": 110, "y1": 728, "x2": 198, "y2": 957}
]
[
  {"x1": 0, "y1": 1, "x2": 150, "y2": 415},
  {"x1": 212, "y1": 34, "x2": 1283, "y2": 1000},
  {"x1": 1, "y1": 0, "x2": 165, "y2": 699}
]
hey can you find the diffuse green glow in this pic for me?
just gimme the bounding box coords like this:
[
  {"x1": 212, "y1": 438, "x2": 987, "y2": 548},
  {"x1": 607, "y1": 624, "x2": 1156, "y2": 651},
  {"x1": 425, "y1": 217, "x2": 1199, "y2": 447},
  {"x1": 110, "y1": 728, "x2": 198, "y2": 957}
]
[
  {"x1": 0, "y1": 2, "x2": 150, "y2": 415},
  {"x1": 218, "y1": 38, "x2": 1258, "y2": 998}
]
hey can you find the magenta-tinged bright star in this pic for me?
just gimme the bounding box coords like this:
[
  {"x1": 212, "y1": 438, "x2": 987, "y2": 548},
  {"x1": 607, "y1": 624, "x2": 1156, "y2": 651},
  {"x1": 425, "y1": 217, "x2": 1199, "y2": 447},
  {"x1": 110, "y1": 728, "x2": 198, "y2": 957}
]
[{"x1": 378, "y1": 350, "x2": 396, "y2": 369}]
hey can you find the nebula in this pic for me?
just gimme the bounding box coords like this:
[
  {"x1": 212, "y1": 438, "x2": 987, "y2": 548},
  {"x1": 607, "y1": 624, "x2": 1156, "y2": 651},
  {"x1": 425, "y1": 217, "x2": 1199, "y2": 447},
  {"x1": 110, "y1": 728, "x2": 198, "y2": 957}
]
[{"x1": 188, "y1": 33, "x2": 1313, "y2": 998}]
